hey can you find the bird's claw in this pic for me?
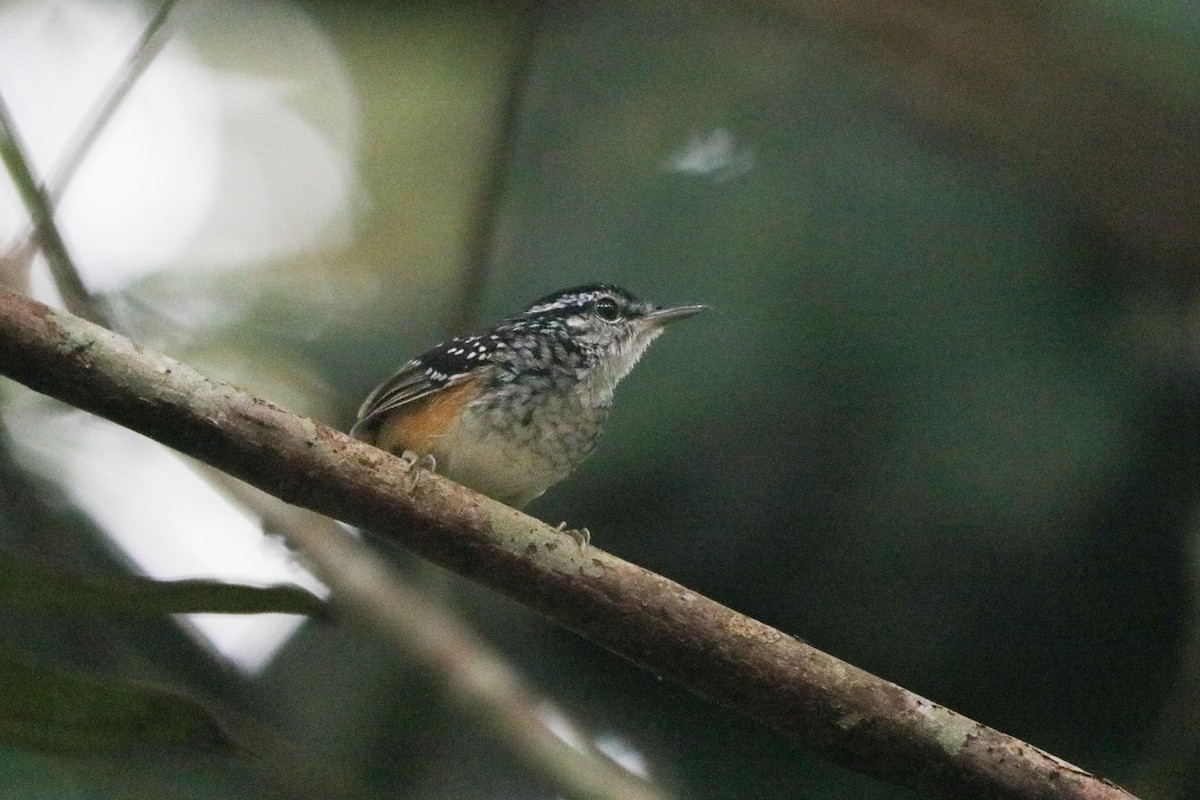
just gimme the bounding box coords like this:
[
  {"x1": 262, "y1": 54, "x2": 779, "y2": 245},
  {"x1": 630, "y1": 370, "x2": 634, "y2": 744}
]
[
  {"x1": 399, "y1": 450, "x2": 436, "y2": 471},
  {"x1": 556, "y1": 521, "x2": 591, "y2": 550},
  {"x1": 399, "y1": 451, "x2": 437, "y2": 488}
]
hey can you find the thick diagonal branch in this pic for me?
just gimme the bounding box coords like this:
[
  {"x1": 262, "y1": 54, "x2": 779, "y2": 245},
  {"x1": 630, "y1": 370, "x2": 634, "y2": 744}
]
[{"x1": 0, "y1": 286, "x2": 1137, "y2": 800}]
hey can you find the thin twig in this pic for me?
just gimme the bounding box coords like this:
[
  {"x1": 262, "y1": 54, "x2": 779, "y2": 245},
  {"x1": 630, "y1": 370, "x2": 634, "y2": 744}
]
[
  {"x1": 44, "y1": 0, "x2": 181, "y2": 207},
  {"x1": 0, "y1": 93, "x2": 106, "y2": 324},
  {"x1": 450, "y1": 0, "x2": 549, "y2": 336},
  {"x1": 0, "y1": 285, "x2": 1140, "y2": 800},
  {"x1": 2, "y1": 0, "x2": 179, "y2": 299}
]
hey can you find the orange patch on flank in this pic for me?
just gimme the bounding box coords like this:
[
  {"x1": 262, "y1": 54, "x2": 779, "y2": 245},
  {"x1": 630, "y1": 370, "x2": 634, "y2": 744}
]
[{"x1": 374, "y1": 377, "x2": 480, "y2": 455}]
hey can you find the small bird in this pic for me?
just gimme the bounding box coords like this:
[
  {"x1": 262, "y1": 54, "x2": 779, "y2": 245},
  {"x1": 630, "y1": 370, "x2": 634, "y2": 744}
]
[{"x1": 352, "y1": 284, "x2": 705, "y2": 508}]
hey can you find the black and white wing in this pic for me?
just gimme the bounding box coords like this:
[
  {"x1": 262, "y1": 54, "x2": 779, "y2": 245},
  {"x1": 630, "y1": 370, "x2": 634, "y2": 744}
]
[{"x1": 351, "y1": 334, "x2": 503, "y2": 437}]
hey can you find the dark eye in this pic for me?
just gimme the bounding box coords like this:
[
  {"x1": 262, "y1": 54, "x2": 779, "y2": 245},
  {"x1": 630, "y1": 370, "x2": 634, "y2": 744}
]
[{"x1": 594, "y1": 297, "x2": 621, "y2": 321}]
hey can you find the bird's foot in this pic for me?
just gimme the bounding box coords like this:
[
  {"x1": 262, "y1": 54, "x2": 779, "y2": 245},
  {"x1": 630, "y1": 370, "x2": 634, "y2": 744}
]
[
  {"x1": 399, "y1": 451, "x2": 437, "y2": 487},
  {"x1": 555, "y1": 521, "x2": 591, "y2": 550},
  {"x1": 399, "y1": 450, "x2": 436, "y2": 471}
]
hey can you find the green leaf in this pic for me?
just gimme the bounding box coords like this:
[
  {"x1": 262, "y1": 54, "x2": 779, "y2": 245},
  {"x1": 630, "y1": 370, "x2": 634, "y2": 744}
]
[
  {"x1": 0, "y1": 553, "x2": 325, "y2": 617},
  {"x1": 0, "y1": 655, "x2": 232, "y2": 752}
]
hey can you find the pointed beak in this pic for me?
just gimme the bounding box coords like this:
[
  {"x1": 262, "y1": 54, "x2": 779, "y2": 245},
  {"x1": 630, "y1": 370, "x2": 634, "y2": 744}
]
[{"x1": 643, "y1": 304, "x2": 708, "y2": 327}]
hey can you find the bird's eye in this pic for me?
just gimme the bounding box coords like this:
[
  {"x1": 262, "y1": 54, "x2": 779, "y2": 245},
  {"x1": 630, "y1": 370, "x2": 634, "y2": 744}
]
[{"x1": 594, "y1": 297, "x2": 621, "y2": 321}]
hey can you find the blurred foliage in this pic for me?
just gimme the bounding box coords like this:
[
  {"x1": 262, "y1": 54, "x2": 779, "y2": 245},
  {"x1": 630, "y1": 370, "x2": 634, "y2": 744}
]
[
  {"x1": 0, "y1": 654, "x2": 231, "y2": 753},
  {"x1": 0, "y1": 554, "x2": 324, "y2": 617},
  {"x1": 3, "y1": 0, "x2": 1200, "y2": 798}
]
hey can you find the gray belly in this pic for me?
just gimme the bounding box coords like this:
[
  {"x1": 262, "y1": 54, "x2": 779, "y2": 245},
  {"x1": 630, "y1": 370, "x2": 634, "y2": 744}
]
[{"x1": 429, "y1": 396, "x2": 608, "y2": 508}]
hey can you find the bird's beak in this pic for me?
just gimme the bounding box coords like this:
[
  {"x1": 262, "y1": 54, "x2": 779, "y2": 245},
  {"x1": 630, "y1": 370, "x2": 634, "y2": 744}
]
[{"x1": 643, "y1": 304, "x2": 708, "y2": 327}]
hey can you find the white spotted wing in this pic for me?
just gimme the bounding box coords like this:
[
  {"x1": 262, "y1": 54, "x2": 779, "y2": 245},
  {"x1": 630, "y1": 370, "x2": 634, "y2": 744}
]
[{"x1": 351, "y1": 334, "x2": 503, "y2": 437}]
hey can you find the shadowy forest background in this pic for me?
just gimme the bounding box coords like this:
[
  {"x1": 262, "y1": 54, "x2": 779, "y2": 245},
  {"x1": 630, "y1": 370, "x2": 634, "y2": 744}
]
[{"x1": 1, "y1": 0, "x2": 1199, "y2": 798}]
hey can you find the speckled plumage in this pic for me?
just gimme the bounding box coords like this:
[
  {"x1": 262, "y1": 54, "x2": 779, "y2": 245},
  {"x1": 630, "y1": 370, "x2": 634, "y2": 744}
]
[{"x1": 353, "y1": 284, "x2": 704, "y2": 507}]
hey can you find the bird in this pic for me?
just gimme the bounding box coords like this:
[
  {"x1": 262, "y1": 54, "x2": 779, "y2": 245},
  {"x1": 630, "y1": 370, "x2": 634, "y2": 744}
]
[{"x1": 352, "y1": 284, "x2": 706, "y2": 509}]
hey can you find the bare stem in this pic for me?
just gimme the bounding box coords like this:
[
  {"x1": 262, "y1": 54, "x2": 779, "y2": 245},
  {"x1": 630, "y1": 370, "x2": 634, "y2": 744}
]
[
  {"x1": 450, "y1": 0, "x2": 549, "y2": 336},
  {"x1": 43, "y1": 0, "x2": 181, "y2": 207},
  {"x1": 0, "y1": 0, "x2": 179, "y2": 315},
  {"x1": 0, "y1": 93, "x2": 106, "y2": 324}
]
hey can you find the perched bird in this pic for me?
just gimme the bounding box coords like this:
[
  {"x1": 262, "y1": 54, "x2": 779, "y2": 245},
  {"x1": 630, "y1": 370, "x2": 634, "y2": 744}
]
[{"x1": 352, "y1": 284, "x2": 705, "y2": 508}]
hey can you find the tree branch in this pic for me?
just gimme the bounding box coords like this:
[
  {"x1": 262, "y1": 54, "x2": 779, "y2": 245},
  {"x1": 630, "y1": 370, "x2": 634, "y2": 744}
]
[
  {"x1": 0, "y1": 285, "x2": 1138, "y2": 800},
  {"x1": 1, "y1": 35, "x2": 661, "y2": 794},
  {"x1": 209, "y1": 474, "x2": 669, "y2": 800}
]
